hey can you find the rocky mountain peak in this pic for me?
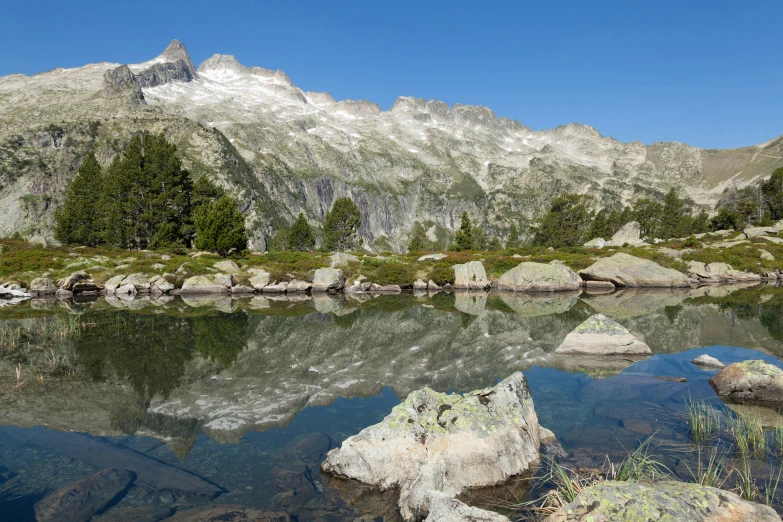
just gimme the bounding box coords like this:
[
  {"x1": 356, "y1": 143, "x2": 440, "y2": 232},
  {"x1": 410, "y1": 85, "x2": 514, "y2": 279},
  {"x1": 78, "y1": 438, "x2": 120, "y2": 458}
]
[
  {"x1": 198, "y1": 54, "x2": 246, "y2": 74},
  {"x1": 156, "y1": 39, "x2": 197, "y2": 76}
]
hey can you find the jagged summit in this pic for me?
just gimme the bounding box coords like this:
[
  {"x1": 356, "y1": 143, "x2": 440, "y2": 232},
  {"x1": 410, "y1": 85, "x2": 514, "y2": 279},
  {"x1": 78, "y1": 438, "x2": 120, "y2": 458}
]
[
  {"x1": 153, "y1": 39, "x2": 197, "y2": 77},
  {"x1": 198, "y1": 54, "x2": 245, "y2": 73}
]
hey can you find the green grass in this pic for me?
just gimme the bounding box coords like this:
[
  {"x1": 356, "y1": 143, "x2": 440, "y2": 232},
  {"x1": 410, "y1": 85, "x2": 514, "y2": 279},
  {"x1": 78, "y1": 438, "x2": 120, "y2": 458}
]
[{"x1": 684, "y1": 446, "x2": 729, "y2": 489}]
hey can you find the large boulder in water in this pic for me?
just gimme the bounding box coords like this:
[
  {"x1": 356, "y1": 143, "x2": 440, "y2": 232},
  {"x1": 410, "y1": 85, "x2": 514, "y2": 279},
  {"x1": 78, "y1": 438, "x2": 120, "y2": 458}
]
[
  {"x1": 579, "y1": 253, "x2": 690, "y2": 288},
  {"x1": 34, "y1": 468, "x2": 134, "y2": 522},
  {"x1": 498, "y1": 261, "x2": 580, "y2": 292},
  {"x1": 453, "y1": 261, "x2": 490, "y2": 290},
  {"x1": 709, "y1": 360, "x2": 783, "y2": 404},
  {"x1": 321, "y1": 372, "x2": 541, "y2": 521},
  {"x1": 555, "y1": 314, "x2": 651, "y2": 355},
  {"x1": 546, "y1": 480, "x2": 780, "y2": 521}
]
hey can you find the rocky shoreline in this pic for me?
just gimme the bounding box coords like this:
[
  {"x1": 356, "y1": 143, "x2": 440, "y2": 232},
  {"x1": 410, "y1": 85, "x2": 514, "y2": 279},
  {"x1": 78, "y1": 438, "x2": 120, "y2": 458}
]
[{"x1": 2, "y1": 251, "x2": 779, "y2": 305}]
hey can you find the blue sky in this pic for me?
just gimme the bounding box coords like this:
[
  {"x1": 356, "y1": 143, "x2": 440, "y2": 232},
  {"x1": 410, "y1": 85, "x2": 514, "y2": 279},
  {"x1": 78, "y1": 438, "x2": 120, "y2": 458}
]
[{"x1": 2, "y1": 1, "x2": 781, "y2": 149}]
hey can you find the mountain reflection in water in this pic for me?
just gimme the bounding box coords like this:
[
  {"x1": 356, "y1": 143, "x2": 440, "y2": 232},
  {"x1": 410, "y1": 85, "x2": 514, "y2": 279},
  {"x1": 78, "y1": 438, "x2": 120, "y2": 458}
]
[{"x1": 1, "y1": 284, "x2": 782, "y2": 520}]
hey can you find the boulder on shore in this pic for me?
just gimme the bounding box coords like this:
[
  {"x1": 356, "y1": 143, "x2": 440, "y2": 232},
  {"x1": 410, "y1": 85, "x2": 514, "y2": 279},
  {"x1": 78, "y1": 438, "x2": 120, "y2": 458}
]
[
  {"x1": 555, "y1": 314, "x2": 651, "y2": 356},
  {"x1": 213, "y1": 260, "x2": 240, "y2": 273},
  {"x1": 546, "y1": 480, "x2": 780, "y2": 521},
  {"x1": 498, "y1": 261, "x2": 580, "y2": 292},
  {"x1": 452, "y1": 261, "x2": 490, "y2": 290},
  {"x1": 312, "y1": 268, "x2": 344, "y2": 292},
  {"x1": 579, "y1": 253, "x2": 690, "y2": 288},
  {"x1": 321, "y1": 372, "x2": 540, "y2": 521},
  {"x1": 583, "y1": 237, "x2": 606, "y2": 249},
  {"x1": 608, "y1": 221, "x2": 642, "y2": 246},
  {"x1": 180, "y1": 275, "x2": 229, "y2": 294},
  {"x1": 29, "y1": 277, "x2": 56, "y2": 295},
  {"x1": 709, "y1": 360, "x2": 783, "y2": 404}
]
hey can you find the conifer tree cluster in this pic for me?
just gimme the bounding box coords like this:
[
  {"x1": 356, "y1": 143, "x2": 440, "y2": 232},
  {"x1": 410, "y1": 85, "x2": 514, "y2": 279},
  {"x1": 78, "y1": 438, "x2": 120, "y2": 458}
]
[{"x1": 54, "y1": 134, "x2": 245, "y2": 254}]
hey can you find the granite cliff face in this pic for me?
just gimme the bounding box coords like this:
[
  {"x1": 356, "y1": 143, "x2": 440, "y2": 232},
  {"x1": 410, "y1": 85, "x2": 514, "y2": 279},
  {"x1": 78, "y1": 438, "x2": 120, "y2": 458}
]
[{"x1": 1, "y1": 39, "x2": 781, "y2": 250}]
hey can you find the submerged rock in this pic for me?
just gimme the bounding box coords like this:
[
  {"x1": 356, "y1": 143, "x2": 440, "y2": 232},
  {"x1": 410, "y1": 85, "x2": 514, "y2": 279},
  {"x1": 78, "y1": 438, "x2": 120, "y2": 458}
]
[
  {"x1": 546, "y1": 480, "x2": 780, "y2": 521},
  {"x1": 165, "y1": 505, "x2": 292, "y2": 521},
  {"x1": 498, "y1": 261, "x2": 580, "y2": 292},
  {"x1": 579, "y1": 253, "x2": 690, "y2": 288},
  {"x1": 34, "y1": 468, "x2": 133, "y2": 522},
  {"x1": 453, "y1": 261, "x2": 490, "y2": 290},
  {"x1": 692, "y1": 354, "x2": 725, "y2": 369},
  {"x1": 321, "y1": 372, "x2": 540, "y2": 521},
  {"x1": 709, "y1": 360, "x2": 783, "y2": 404},
  {"x1": 555, "y1": 314, "x2": 651, "y2": 355}
]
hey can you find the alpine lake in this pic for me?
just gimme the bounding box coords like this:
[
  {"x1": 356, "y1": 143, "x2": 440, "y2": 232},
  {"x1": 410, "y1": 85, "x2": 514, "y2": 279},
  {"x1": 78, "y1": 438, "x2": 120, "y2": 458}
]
[{"x1": 2, "y1": 283, "x2": 783, "y2": 521}]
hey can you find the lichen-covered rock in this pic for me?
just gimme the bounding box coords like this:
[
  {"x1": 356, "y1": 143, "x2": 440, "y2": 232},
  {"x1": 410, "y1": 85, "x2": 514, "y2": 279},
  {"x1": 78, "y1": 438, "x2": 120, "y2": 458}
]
[
  {"x1": 30, "y1": 277, "x2": 56, "y2": 295},
  {"x1": 249, "y1": 270, "x2": 271, "y2": 290},
  {"x1": 103, "y1": 275, "x2": 127, "y2": 295},
  {"x1": 692, "y1": 354, "x2": 725, "y2": 369},
  {"x1": 453, "y1": 261, "x2": 490, "y2": 290},
  {"x1": 181, "y1": 275, "x2": 228, "y2": 294},
  {"x1": 419, "y1": 253, "x2": 448, "y2": 261},
  {"x1": 213, "y1": 260, "x2": 240, "y2": 273},
  {"x1": 413, "y1": 279, "x2": 428, "y2": 290},
  {"x1": 57, "y1": 271, "x2": 86, "y2": 290},
  {"x1": 213, "y1": 273, "x2": 235, "y2": 287},
  {"x1": 710, "y1": 360, "x2": 783, "y2": 404},
  {"x1": 555, "y1": 314, "x2": 651, "y2": 355},
  {"x1": 583, "y1": 237, "x2": 606, "y2": 249},
  {"x1": 312, "y1": 268, "x2": 344, "y2": 292},
  {"x1": 330, "y1": 252, "x2": 360, "y2": 267},
  {"x1": 498, "y1": 261, "x2": 580, "y2": 292},
  {"x1": 546, "y1": 480, "x2": 780, "y2": 521},
  {"x1": 321, "y1": 372, "x2": 540, "y2": 521},
  {"x1": 580, "y1": 253, "x2": 690, "y2": 288},
  {"x1": 286, "y1": 280, "x2": 312, "y2": 292},
  {"x1": 744, "y1": 226, "x2": 779, "y2": 238},
  {"x1": 122, "y1": 273, "x2": 150, "y2": 291}
]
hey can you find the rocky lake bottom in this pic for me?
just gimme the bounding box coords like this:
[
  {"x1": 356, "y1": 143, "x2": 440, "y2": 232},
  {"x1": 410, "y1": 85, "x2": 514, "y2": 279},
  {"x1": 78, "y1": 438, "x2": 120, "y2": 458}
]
[{"x1": 1, "y1": 284, "x2": 783, "y2": 520}]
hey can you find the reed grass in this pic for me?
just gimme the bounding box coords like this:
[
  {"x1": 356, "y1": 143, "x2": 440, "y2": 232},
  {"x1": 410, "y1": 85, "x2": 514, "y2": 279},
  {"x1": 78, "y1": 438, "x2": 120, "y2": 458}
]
[
  {"x1": 728, "y1": 413, "x2": 766, "y2": 457},
  {"x1": 684, "y1": 395, "x2": 719, "y2": 444},
  {"x1": 764, "y1": 465, "x2": 783, "y2": 508},
  {"x1": 732, "y1": 457, "x2": 759, "y2": 501},
  {"x1": 684, "y1": 446, "x2": 730, "y2": 489},
  {"x1": 608, "y1": 436, "x2": 670, "y2": 482}
]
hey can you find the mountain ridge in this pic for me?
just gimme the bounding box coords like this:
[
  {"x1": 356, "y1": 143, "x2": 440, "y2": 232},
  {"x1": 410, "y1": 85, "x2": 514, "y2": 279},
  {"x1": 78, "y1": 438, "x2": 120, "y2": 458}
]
[{"x1": 1, "y1": 39, "x2": 781, "y2": 250}]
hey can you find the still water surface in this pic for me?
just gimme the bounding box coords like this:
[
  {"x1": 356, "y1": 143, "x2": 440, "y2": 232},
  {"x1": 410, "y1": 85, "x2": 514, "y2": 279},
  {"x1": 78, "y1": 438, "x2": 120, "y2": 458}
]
[{"x1": 1, "y1": 285, "x2": 783, "y2": 520}]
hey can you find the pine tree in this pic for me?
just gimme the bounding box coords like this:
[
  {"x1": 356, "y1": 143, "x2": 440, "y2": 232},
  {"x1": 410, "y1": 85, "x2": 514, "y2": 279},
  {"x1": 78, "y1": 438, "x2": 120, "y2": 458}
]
[
  {"x1": 532, "y1": 194, "x2": 593, "y2": 248},
  {"x1": 454, "y1": 211, "x2": 473, "y2": 251},
  {"x1": 487, "y1": 236, "x2": 502, "y2": 250},
  {"x1": 472, "y1": 225, "x2": 486, "y2": 250},
  {"x1": 323, "y1": 197, "x2": 362, "y2": 251},
  {"x1": 660, "y1": 188, "x2": 687, "y2": 239},
  {"x1": 101, "y1": 154, "x2": 136, "y2": 249},
  {"x1": 54, "y1": 152, "x2": 104, "y2": 246},
  {"x1": 589, "y1": 209, "x2": 610, "y2": 239},
  {"x1": 408, "y1": 222, "x2": 429, "y2": 252},
  {"x1": 507, "y1": 224, "x2": 520, "y2": 248},
  {"x1": 194, "y1": 196, "x2": 248, "y2": 257},
  {"x1": 762, "y1": 167, "x2": 783, "y2": 220},
  {"x1": 288, "y1": 212, "x2": 316, "y2": 251},
  {"x1": 632, "y1": 198, "x2": 665, "y2": 239}
]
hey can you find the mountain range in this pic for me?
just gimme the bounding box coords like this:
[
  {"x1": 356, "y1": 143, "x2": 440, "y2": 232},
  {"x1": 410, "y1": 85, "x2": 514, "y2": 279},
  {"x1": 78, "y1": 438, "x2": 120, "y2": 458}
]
[{"x1": 1, "y1": 39, "x2": 781, "y2": 250}]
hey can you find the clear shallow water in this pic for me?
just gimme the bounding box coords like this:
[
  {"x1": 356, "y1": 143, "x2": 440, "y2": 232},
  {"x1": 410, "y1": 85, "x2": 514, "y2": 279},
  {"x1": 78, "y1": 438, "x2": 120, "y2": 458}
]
[{"x1": 1, "y1": 285, "x2": 783, "y2": 520}]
